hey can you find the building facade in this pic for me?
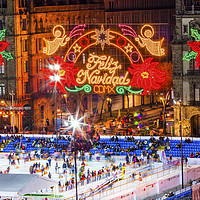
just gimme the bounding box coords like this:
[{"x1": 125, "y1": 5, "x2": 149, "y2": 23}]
[
  {"x1": 104, "y1": 0, "x2": 175, "y2": 112},
  {"x1": 172, "y1": 0, "x2": 200, "y2": 137},
  {"x1": 1, "y1": 0, "x2": 176, "y2": 132},
  {"x1": 0, "y1": 0, "x2": 16, "y2": 130}
]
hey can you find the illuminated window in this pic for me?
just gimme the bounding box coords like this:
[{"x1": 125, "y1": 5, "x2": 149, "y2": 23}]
[
  {"x1": 0, "y1": 65, "x2": 4, "y2": 74},
  {"x1": 0, "y1": 83, "x2": 5, "y2": 95},
  {"x1": 23, "y1": 39, "x2": 28, "y2": 52},
  {"x1": 39, "y1": 59, "x2": 42, "y2": 70},
  {"x1": 24, "y1": 61, "x2": 28, "y2": 73}
]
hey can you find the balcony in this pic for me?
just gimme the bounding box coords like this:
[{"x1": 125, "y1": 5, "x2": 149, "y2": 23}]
[
  {"x1": 185, "y1": 4, "x2": 200, "y2": 12},
  {"x1": 188, "y1": 101, "x2": 200, "y2": 106},
  {"x1": 187, "y1": 70, "x2": 200, "y2": 75}
]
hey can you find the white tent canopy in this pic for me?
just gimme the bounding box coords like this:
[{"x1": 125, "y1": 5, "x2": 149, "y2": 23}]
[{"x1": 0, "y1": 174, "x2": 58, "y2": 196}]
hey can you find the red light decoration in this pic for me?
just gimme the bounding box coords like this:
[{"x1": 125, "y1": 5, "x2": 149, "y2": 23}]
[
  {"x1": 128, "y1": 57, "x2": 166, "y2": 95},
  {"x1": 116, "y1": 37, "x2": 127, "y2": 48},
  {"x1": 187, "y1": 41, "x2": 200, "y2": 68},
  {"x1": 0, "y1": 41, "x2": 9, "y2": 65},
  {"x1": 42, "y1": 56, "x2": 79, "y2": 93},
  {"x1": 79, "y1": 37, "x2": 89, "y2": 48},
  {"x1": 0, "y1": 29, "x2": 13, "y2": 65}
]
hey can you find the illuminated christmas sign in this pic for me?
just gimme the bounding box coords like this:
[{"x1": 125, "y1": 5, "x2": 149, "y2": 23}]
[
  {"x1": 42, "y1": 24, "x2": 166, "y2": 95},
  {"x1": 183, "y1": 28, "x2": 200, "y2": 68}
]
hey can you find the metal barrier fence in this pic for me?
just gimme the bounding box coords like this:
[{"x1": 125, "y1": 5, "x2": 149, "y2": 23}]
[
  {"x1": 63, "y1": 160, "x2": 180, "y2": 200},
  {"x1": 58, "y1": 158, "x2": 155, "y2": 193}
]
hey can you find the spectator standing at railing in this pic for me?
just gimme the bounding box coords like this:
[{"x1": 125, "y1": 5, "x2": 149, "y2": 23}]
[
  {"x1": 147, "y1": 153, "x2": 150, "y2": 164},
  {"x1": 185, "y1": 157, "x2": 188, "y2": 167},
  {"x1": 89, "y1": 152, "x2": 92, "y2": 161},
  {"x1": 126, "y1": 154, "x2": 129, "y2": 164},
  {"x1": 169, "y1": 154, "x2": 172, "y2": 162},
  {"x1": 55, "y1": 162, "x2": 58, "y2": 173}
]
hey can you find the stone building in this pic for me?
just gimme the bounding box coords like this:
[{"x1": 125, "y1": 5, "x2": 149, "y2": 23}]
[
  {"x1": 1, "y1": 0, "x2": 176, "y2": 131},
  {"x1": 0, "y1": 0, "x2": 16, "y2": 129},
  {"x1": 172, "y1": 0, "x2": 200, "y2": 137},
  {"x1": 104, "y1": 0, "x2": 175, "y2": 113}
]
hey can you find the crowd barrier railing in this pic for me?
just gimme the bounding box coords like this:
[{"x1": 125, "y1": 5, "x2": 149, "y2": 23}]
[
  {"x1": 63, "y1": 160, "x2": 180, "y2": 200},
  {"x1": 58, "y1": 158, "x2": 155, "y2": 193}
]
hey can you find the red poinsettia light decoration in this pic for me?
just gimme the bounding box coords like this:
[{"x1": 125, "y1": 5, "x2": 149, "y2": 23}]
[
  {"x1": 0, "y1": 41, "x2": 9, "y2": 65},
  {"x1": 42, "y1": 56, "x2": 79, "y2": 93},
  {"x1": 128, "y1": 57, "x2": 166, "y2": 95},
  {"x1": 187, "y1": 41, "x2": 200, "y2": 68}
]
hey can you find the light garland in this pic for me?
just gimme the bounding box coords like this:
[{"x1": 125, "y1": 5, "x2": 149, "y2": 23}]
[
  {"x1": 135, "y1": 24, "x2": 165, "y2": 56},
  {"x1": 43, "y1": 24, "x2": 166, "y2": 95}
]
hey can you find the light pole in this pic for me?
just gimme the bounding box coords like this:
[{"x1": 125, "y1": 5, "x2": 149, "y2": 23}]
[
  {"x1": 50, "y1": 72, "x2": 60, "y2": 151},
  {"x1": 67, "y1": 113, "x2": 90, "y2": 200},
  {"x1": 107, "y1": 97, "x2": 112, "y2": 117},
  {"x1": 160, "y1": 97, "x2": 166, "y2": 134},
  {"x1": 9, "y1": 90, "x2": 15, "y2": 133},
  {"x1": 177, "y1": 100, "x2": 184, "y2": 189},
  {"x1": 54, "y1": 83, "x2": 59, "y2": 149}
]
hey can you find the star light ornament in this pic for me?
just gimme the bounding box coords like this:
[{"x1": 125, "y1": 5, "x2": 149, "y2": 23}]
[
  {"x1": 124, "y1": 43, "x2": 133, "y2": 53},
  {"x1": 91, "y1": 25, "x2": 114, "y2": 50},
  {"x1": 67, "y1": 112, "x2": 88, "y2": 135},
  {"x1": 73, "y1": 43, "x2": 81, "y2": 53}
]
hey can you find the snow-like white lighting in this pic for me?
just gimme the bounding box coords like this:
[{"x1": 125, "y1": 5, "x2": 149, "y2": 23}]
[
  {"x1": 54, "y1": 74, "x2": 60, "y2": 82},
  {"x1": 54, "y1": 64, "x2": 60, "y2": 71},
  {"x1": 48, "y1": 64, "x2": 54, "y2": 70},
  {"x1": 71, "y1": 120, "x2": 79, "y2": 129},
  {"x1": 64, "y1": 121, "x2": 69, "y2": 126},
  {"x1": 67, "y1": 112, "x2": 88, "y2": 135},
  {"x1": 49, "y1": 75, "x2": 54, "y2": 80}
]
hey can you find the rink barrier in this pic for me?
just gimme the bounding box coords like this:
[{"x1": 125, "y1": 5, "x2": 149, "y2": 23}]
[
  {"x1": 58, "y1": 158, "x2": 155, "y2": 192},
  {"x1": 63, "y1": 160, "x2": 180, "y2": 200},
  {"x1": 80, "y1": 164, "x2": 179, "y2": 200},
  {"x1": 76, "y1": 165, "x2": 178, "y2": 200}
]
